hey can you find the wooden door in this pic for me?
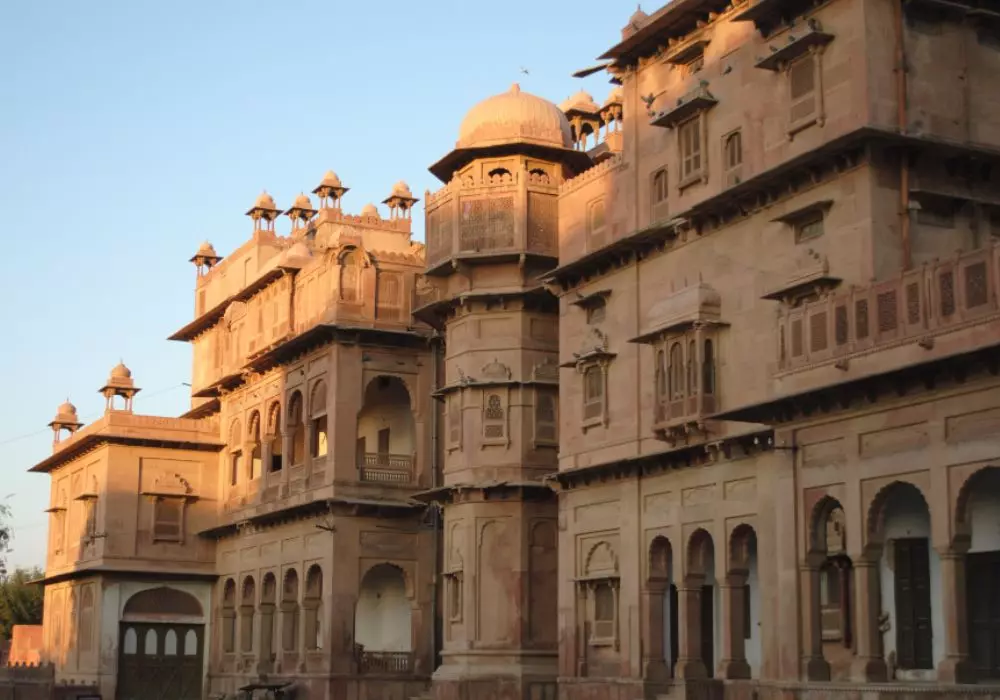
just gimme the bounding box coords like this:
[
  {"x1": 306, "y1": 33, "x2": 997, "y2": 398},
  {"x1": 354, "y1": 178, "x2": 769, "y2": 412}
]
[
  {"x1": 894, "y1": 538, "x2": 933, "y2": 670},
  {"x1": 356, "y1": 436, "x2": 366, "y2": 468},
  {"x1": 968, "y1": 552, "x2": 1000, "y2": 679},
  {"x1": 117, "y1": 622, "x2": 203, "y2": 700},
  {"x1": 700, "y1": 584, "x2": 714, "y2": 674},
  {"x1": 377, "y1": 428, "x2": 391, "y2": 456}
]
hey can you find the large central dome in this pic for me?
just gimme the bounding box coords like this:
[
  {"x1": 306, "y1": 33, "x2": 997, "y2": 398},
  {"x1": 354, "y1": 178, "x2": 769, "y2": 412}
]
[{"x1": 456, "y1": 83, "x2": 573, "y2": 150}]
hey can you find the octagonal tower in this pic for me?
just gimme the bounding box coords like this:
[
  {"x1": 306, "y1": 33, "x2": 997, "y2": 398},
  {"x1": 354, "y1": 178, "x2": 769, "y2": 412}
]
[{"x1": 418, "y1": 84, "x2": 591, "y2": 700}]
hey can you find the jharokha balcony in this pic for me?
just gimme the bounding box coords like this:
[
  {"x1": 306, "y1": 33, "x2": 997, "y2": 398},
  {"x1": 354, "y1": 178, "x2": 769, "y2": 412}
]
[
  {"x1": 776, "y1": 243, "x2": 1000, "y2": 375},
  {"x1": 358, "y1": 453, "x2": 414, "y2": 484}
]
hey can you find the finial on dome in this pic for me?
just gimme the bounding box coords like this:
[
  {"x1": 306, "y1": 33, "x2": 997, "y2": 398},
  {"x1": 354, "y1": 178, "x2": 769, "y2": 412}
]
[{"x1": 511, "y1": 83, "x2": 521, "y2": 95}]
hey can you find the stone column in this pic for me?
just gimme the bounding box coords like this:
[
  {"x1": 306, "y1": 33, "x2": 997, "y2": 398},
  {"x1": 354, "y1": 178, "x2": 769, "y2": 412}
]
[
  {"x1": 674, "y1": 579, "x2": 707, "y2": 679},
  {"x1": 850, "y1": 556, "x2": 887, "y2": 682},
  {"x1": 642, "y1": 582, "x2": 669, "y2": 681},
  {"x1": 261, "y1": 437, "x2": 272, "y2": 487},
  {"x1": 937, "y1": 549, "x2": 976, "y2": 683},
  {"x1": 718, "y1": 575, "x2": 751, "y2": 679},
  {"x1": 258, "y1": 603, "x2": 275, "y2": 673},
  {"x1": 280, "y1": 430, "x2": 291, "y2": 488},
  {"x1": 800, "y1": 557, "x2": 830, "y2": 680},
  {"x1": 575, "y1": 584, "x2": 588, "y2": 677}
]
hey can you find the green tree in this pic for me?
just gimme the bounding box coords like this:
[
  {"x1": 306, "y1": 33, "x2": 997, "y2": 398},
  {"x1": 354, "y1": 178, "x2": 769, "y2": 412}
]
[{"x1": 0, "y1": 567, "x2": 44, "y2": 640}]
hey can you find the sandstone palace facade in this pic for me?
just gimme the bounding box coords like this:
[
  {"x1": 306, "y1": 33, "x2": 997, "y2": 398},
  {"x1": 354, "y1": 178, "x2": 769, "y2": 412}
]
[{"x1": 26, "y1": 1, "x2": 1000, "y2": 700}]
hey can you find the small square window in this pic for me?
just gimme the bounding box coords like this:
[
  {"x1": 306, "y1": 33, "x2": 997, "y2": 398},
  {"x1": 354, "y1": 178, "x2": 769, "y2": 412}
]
[{"x1": 795, "y1": 214, "x2": 825, "y2": 243}]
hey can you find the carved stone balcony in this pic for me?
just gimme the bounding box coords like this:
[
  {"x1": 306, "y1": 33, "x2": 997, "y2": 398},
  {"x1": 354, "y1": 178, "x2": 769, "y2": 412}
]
[
  {"x1": 358, "y1": 453, "x2": 414, "y2": 484},
  {"x1": 356, "y1": 650, "x2": 414, "y2": 674},
  {"x1": 776, "y1": 243, "x2": 1000, "y2": 373},
  {"x1": 654, "y1": 390, "x2": 717, "y2": 443}
]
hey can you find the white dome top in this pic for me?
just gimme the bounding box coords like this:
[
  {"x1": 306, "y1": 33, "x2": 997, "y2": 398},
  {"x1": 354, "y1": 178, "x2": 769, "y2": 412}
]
[{"x1": 457, "y1": 83, "x2": 573, "y2": 150}]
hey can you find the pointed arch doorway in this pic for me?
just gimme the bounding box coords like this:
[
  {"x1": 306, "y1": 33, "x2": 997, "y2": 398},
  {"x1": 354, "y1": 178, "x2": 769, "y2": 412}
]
[{"x1": 116, "y1": 587, "x2": 205, "y2": 700}]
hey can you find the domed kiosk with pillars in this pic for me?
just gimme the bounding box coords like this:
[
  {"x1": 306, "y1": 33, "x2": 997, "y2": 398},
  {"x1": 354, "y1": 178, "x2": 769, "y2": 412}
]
[{"x1": 417, "y1": 84, "x2": 594, "y2": 700}]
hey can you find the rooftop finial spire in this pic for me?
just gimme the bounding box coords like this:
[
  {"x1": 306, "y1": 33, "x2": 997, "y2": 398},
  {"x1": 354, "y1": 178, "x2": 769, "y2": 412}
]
[{"x1": 510, "y1": 83, "x2": 521, "y2": 95}]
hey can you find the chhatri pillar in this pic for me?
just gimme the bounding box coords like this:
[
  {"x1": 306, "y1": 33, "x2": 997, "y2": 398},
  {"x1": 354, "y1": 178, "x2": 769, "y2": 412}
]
[{"x1": 416, "y1": 83, "x2": 590, "y2": 700}]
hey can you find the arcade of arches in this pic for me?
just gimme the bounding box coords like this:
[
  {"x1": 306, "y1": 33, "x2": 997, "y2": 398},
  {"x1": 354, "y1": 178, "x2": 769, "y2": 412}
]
[{"x1": 561, "y1": 463, "x2": 1000, "y2": 689}]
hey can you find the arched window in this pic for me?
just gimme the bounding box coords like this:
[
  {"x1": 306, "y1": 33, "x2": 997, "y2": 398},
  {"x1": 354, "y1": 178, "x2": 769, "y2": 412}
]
[
  {"x1": 222, "y1": 579, "x2": 236, "y2": 653},
  {"x1": 288, "y1": 391, "x2": 305, "y2": 466},
  {"x1": 164, "y1": 629, "x2": 178, "y2": 656},
  {"x1": 123, "y1": 627, "x2": 138, "y2": 655},
  {"x1": 184, "y1": 629, "x2": 198, "y2": 656},
  {"x1": 305, "y1": 565, "x2": 323, "y2": 651},
  {"x1": 78, "y1": 585, "x2": 94, "y2": 652},
  {"x1": 260, "y1": 573, "x2": 277, "y2": 661},
  {"x1": 281, "y1": 569, "x2": 300, "y2": 652},
  {"x1": 240, "y1": 576, "x2": 255, "y2": 653},
  {"x1": 229, "y1": 419, "x2": 242, "y2": 487},
  {"x1": 583, "y1": 365, "x2": 604, "y2": 421},
  {"x1": 144, "y1": 629, "x2": 157, "y2": 655},
  {"x1": 310, "y1": 381, "x2": 328, "y2": 459},
  {"x1": 535, "y1": 391, "x2": 557, "y2": 444},
  {"x1": 267, "y1": 403, "x2": 282, "y2": 472},
  {"x1": 588, "y1": 200, "x2": 606, "y2": 236},
  {"x1": 483, "y1": 393, "x2": 505, "y2": 440},
  {"x1": 655, "y1": 349, "x2": 667, "y2": 402},
  {"x1": 340, "y1": 250, "x2": 361, "y2": 303},
  {"x1": 488, "y1": 167, "x2": 512, "y2": 182},
  {"x1": 724, "y1": 130, "x2": 743, "y2": 175},
  {"x1": 668, "y1": 342, "x2": 684, "y2": 400},
  {"x1": 703, "y1": 339, "x2": 716, "y2": 396},
  {"x1": 248, "y1": 411, "x2": 262, "y2": 480}
]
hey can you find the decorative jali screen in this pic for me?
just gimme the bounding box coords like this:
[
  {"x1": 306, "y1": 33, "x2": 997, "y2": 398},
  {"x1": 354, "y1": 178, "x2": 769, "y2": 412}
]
[{"x1": 459, "y1": 196, "x2": 515, "y2": 252}]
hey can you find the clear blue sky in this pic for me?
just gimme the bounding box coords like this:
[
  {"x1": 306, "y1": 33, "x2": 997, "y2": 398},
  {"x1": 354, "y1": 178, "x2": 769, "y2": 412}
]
[{"x1": 0, "y1": 0, "x2": 622, "y2": 570}]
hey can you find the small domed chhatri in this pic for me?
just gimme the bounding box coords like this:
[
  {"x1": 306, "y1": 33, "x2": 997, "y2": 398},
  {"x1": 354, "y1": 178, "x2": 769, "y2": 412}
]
[
  {"x1": 360, "y1": 203, "x2": 380, "y2": 218},
  {"x1": 189, "y1": 240, "x2": 221, "y2": 273},
  {"x1": 561, "y1": 90, "x2": 600, "y2": 115},
  {"x1": 313, "y1": 170, "x2": 349, "y2": 209},
  {"x1": 48, "y1": 398, "x2": 82, "y2": 445},
  {"x1": 292, "y1": 193, "x2": 313, "y2": 210},
  {"x1": 100, "y1": 361, "x2": 140, "y2": 413}
]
